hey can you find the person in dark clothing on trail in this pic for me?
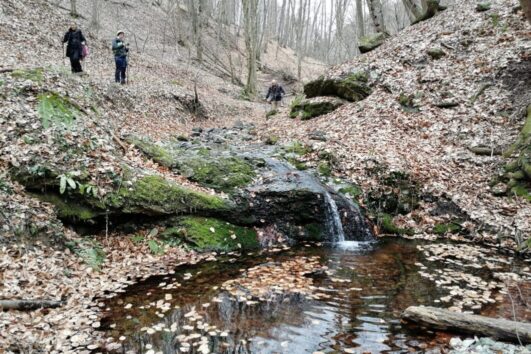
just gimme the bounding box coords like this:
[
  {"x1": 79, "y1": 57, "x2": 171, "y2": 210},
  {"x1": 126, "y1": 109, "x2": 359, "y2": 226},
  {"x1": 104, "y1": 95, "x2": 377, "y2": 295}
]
[
  {"x1": 63, "y1": 22, "x2": 86, "y2": 74},
  {"x1": 112, "y1": 31, "x2": 129, "y2": 84},
  {"x1": 266, "y1": 80, "x2": 285, "y2": 109}
]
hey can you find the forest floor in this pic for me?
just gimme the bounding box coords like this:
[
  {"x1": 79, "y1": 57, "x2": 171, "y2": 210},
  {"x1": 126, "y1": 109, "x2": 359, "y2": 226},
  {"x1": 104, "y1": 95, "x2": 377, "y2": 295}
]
[{"x1": 0, "y1": 0, "x2": 530, "y2": 352}]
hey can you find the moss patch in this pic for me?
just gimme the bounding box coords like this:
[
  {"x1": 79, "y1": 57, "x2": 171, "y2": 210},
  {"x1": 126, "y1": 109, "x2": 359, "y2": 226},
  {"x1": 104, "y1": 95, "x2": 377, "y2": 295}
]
[
  {"x1": 304, "y1": 73, "x2": 372, "y2": 102},
  {"x1": 126, "y1": 137, "x2": 176, "y2": 167},
  {"x1": 338, "y1": 184, "x2": 363, "y2": 199},
  {"x1": 179, "y1": 155, "x2": 256, "y2": 192},
  {"x1": 290, "y1": 99, "x2": 343, "y2": 120},
  {"x1": 11, "y1": 68, "x2": 44, "y2": 82},
  {"x1": 106, "y1": 175, "x2": 230, "y2": 215},
  {"x1": 160, "y1": 217, "x2": 259, "y2": 252},
  {"x1": 317, "y1": 162, "x2": 332, "y2": 176},
  {"x1": 36, "y1": 193, "x2": 101, "y2": 222},
  {"x1": 433, "y1": 222, "x2": 463, "y2": 235},
  {"x1": 284, "y1": 141, "x2": 312, "y2": 156},
  {"x1": 500, "y1": 104, "x2": 531, "y2": 201},
  {"x1": 359, "y1": 33, "x2": 388, "y2": 53},
  {"x1": 37, "y1": 92, "x2": 82, "y2": 128}
]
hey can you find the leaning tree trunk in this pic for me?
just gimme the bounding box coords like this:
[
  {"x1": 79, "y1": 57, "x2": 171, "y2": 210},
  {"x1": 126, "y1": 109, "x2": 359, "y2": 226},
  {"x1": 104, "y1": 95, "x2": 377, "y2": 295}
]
[
  {"x1": 402, "y1": 306, "x2": 531, "y2": 344},
  {"x1": 356, "y1": 0, "x2": 366, "y2": 38}
]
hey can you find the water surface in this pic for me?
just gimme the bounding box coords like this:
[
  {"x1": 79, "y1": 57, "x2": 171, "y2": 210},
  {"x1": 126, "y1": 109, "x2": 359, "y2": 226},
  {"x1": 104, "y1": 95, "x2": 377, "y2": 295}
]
[{"x1": 100, "y1": 239, "x2": 445, "y2": 353}]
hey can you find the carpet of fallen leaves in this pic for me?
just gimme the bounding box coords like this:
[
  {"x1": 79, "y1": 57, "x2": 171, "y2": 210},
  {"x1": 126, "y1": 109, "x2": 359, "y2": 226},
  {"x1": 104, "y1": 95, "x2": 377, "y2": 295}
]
[
  {"x1": 221, "y1": 256, "x2": 325, "y2": 301},
  {"x1": 0, "y1": 231, "x2": 214, "y2": 353},
  {"x1": 258, "y1": 0, "x2": 531, "y2": 247}
]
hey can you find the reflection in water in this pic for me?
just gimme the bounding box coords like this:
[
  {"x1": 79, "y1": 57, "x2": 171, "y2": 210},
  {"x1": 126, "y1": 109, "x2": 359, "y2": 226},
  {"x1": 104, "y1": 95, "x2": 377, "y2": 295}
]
[{"x1": 100, "y1": 240, "x2": 443, "y2": 353}]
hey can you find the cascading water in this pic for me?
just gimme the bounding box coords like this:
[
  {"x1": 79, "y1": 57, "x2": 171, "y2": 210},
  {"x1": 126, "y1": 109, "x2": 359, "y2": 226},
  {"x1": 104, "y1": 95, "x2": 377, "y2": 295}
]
[{"x1": 324, "y1": 192, "x2": 346, "y2": 243}]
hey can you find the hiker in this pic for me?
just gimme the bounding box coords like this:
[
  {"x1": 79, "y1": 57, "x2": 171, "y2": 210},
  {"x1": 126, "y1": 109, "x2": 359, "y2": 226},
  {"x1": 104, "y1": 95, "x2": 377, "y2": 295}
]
[
  {"x1": 62, "y1": 22, "x2": 86, "y2": 73},
  {"x1": 266, "y1": 80, "x2": 285, "y2": 109},
  {"x1": 112, "y1": 31, "x2": 129, "y2": 84}
]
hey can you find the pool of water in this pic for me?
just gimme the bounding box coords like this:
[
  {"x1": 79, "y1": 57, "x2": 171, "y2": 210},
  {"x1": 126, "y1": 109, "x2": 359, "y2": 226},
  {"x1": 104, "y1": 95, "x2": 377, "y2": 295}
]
[{"x1": 99, "y1": 239, "x2": 447, "y2": 353}]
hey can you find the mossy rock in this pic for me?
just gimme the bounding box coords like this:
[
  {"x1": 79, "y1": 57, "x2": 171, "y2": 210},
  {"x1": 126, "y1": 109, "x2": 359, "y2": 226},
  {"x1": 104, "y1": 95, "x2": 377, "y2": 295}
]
[
  {"x1": 433, "y1": 222, "x2": 463, "y2": 235},
  {"x1": 377, "y1": 213, "x2": 414, "y2": 236},
  {"x1": 290, "y1": 98, "x2": 344, "y2": 120},
  {"x1": 412, "y1": 0, "x2": 445, "y2": 24},
  {"x1": 105, "y1": 175, "x2": 230, "y2": 215},
  {"x1": 128, "y1": 137, "x2": 257, "y2": 192},
  {"x1": 358, "y1": 33, "x2": 389, "y2": 53},
  {"x1": 427, "y1": 47, "x2": 446, "y2": 60},
  {"x1": 500, "y1": 104, "x2": 531, "y2": 201},
  {"x1": 160, "y1": 217, "x2": 259, "y2": 252},
  {"x1": 177, "y1": 154, "x2": 256, "y2": 193},
  {"x1": 126, "y1": 136, "x2": 177, "y2": 167},
  {"x1": 359, "y1": 32, "x2": 388, "y2": 53},
  {"x1": 476, "y1": 2, "x2": 491, "y2": 12},
  {"x1": 304, "y1": 73, "x2": 372, "y2": 102}
]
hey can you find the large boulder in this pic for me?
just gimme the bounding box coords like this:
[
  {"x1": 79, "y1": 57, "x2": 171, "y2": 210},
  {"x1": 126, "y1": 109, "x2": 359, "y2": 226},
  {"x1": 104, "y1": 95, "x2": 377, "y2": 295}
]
[
  {"x1": 359, "y1": 32, "x2": 388, "y2": 53},
  {"x1": 304, "y1": 72, "x2": 372, "y2": 102}
]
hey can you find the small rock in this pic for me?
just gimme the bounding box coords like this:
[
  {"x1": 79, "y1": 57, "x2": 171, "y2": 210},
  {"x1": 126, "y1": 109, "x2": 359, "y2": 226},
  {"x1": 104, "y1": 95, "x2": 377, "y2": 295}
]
[
  {"x1": 476, "y1": 2, "x2": 491, "y2": 12},
  {"x1": 427, "y1": 47, "x2": 446, "y2": 59}
]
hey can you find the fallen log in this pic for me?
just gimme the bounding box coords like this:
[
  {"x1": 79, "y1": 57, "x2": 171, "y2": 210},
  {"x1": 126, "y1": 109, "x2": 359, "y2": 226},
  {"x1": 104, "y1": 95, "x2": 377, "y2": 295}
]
[
  {"x1": 468, "y1": 146, "x2": 503, "y2": 156},
  {"x1": 0, "y1": 299, "x2": 65, "y2": 311},
  {"x1": 402, "y1": 306, "x2": 531, "y2": 344}
]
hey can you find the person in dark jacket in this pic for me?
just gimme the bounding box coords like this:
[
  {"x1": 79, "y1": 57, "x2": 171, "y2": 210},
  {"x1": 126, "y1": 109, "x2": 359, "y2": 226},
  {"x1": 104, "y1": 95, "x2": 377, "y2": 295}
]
[
  {"x1": 266, "y1": 80, "x2": 285, "y2": 109},
  {"x1": 112, "y1": 31, "x2": 129, "y2": 84},
  {"x1": 62, "y1": 22, "x2": 86, "y2": 73}
]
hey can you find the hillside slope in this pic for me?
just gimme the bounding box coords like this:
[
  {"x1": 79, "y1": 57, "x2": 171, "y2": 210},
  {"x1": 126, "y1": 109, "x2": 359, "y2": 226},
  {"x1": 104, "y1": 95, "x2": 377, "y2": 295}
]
[{"x1": 260, "y1": 0, "x2": 531, "y2": 247}]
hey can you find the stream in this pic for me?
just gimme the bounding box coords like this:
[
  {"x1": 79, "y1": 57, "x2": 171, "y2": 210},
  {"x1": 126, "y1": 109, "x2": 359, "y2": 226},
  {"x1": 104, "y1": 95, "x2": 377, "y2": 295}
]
[{"x1": 99, "y1": 239, "x2": 451, "y2": 354}]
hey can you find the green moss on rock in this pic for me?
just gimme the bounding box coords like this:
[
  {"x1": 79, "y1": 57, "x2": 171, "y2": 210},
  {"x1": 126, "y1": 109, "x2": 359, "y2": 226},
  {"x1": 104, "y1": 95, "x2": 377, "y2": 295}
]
[
  {"x1": 500, "y1": 104, "x2": 531, "y2": 201},
  {"x1": 178, "y1": 155, "x2": 256, "y2": 192},
  {"x1": 36, "y1": 193, "x2": 102, "y2": 221},
  {"x1": 126, "y1": 137, "x2": 176, "y2": 167},
  {"x1": 427, "y1": 47, "x2": 446, "y2": 60},
  {"x1": 304, "y1": 73, "x2": 372, "y2": 102},
  {"x1": 290, "y1": 99, "x2": 344, "y2": 120},
  {"x1": 359, "y1": 33, "x2": 388, "y2": 53},
  {"x1": 160, "y1": 217, "x2": 259, "y2": 252},
  {"x1": 106, "y1": 175, "x2": 230, "y2": 215}
]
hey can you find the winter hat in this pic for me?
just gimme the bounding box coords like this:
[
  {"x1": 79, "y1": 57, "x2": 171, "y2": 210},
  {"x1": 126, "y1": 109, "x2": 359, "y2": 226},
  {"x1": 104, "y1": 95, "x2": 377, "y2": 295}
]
[{"x1": 116, "y1": 30, "x2": 125, "y2": 36}]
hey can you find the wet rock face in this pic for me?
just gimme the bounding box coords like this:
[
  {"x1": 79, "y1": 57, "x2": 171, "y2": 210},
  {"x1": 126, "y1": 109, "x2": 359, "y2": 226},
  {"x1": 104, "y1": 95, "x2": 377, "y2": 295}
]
[{"x1": 15, "y1": 121, "x2": 373, "y2": 246}]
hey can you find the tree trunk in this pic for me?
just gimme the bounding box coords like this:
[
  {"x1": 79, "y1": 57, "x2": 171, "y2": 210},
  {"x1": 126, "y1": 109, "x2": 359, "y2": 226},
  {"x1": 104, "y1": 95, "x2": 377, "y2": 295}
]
[
  {"x1": 356, "y1": 0, "x2": 366, "y2": 38},
  {"x1": 402, "y1": 306, "x2": 531, "y2": 344},
  {"x1": 70, "y1": 0, "x2": 78, "y2": 17},
  {"x1": 242, "y1": 0, "x2": 259, "y2": 96},
  {"x1": 367, "y1": 0, "x2": 385, "y2": 33},
  {"x1": 90, "y1": 0, "x2": 100, "y2": 31},
  {"x1": 0, "y1": 299, "x2": 65, "y2": 311}
]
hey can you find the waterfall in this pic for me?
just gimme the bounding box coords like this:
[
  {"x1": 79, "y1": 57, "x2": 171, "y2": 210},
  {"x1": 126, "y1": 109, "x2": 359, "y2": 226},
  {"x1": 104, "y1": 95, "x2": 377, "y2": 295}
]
[{"x1": 324, "y1": 192, "x2": 346, "y2": 243}]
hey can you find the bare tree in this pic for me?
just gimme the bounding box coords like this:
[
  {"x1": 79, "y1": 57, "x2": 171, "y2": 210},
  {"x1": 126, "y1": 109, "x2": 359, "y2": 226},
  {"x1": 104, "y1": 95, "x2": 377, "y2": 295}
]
[
  {"x1": 242, "y1": 0, "x2": 259, "y2": 96},
  {"x1": 367, "y1": 0, "x2": 386, "y2": 33}
]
